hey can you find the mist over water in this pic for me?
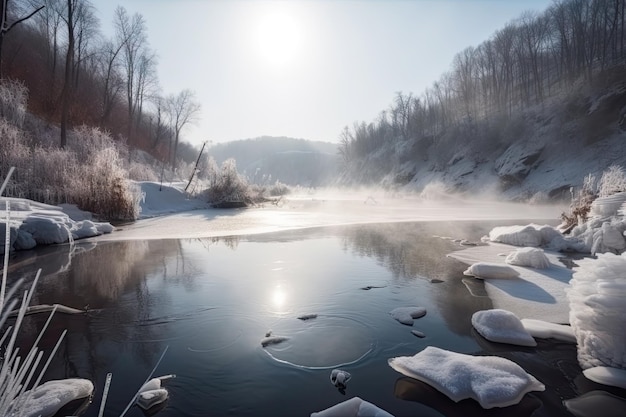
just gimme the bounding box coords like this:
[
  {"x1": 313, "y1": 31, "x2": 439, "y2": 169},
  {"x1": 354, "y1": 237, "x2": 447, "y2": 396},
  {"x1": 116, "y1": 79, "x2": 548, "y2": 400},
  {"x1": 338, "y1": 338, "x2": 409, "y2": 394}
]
[{"x1": 96, "y1": 188, "x2": 568, "y2": 242}]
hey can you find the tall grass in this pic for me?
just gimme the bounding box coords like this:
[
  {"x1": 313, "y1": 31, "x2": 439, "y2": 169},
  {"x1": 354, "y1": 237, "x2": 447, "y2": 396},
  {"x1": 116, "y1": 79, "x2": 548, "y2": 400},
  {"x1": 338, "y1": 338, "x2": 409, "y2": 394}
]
[{"x1": 0, "y1": 167, "x2": 67, "y2": 416}]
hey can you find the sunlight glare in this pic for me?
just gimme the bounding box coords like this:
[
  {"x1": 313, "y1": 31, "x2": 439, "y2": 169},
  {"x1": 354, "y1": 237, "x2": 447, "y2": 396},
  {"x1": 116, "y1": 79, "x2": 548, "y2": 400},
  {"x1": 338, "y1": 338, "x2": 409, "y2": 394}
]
[
  {"x1": 272, "y1": 285, "x2": 287, "y2": 309},
  {"x1": 254, "y1": 10, "x2": 301, "y2": 69}
]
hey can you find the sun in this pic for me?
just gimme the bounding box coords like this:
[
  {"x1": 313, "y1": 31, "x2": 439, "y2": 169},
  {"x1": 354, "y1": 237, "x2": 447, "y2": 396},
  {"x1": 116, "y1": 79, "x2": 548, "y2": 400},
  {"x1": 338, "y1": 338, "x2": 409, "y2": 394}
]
[{"x1": 254, "y1": 10, "x2": 301, "y2": 69}]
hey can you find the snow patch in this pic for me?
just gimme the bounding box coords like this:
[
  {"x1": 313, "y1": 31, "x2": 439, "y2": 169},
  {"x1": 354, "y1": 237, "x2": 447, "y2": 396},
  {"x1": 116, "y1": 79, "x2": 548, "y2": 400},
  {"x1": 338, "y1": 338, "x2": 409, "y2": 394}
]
[
  {"x1": 505, "y1": 247, "x2": 551, "y2": 269},
  {"x1": 520, "y1": 319, "x2": 576, "y2": 343},
  {"x1": 310, "y1": 396, "x2": 394, "y2": 417},
  {"x1": 8, "y1": 378, "x2": 94, "y2": 417}
]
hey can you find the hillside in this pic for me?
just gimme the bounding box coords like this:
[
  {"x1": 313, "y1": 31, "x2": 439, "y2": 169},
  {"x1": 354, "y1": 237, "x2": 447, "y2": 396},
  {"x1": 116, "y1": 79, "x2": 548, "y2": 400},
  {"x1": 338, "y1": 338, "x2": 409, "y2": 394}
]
[
  {"x1": 337, "y1": 0, "x2": 626, "y2": 201},
  {"x1": 380, "y1": 77, "x2": 626, "y2": 201},
  {"x1": 209, "y1": 136, "x2": 338, "y2": 187}
]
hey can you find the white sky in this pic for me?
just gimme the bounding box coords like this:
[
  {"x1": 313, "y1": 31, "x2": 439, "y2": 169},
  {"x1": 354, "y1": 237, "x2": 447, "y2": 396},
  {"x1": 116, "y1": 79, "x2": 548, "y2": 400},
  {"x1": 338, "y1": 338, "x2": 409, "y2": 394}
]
[{"x1": 92, "y1": 0, "x2": 553, "y2": 146}]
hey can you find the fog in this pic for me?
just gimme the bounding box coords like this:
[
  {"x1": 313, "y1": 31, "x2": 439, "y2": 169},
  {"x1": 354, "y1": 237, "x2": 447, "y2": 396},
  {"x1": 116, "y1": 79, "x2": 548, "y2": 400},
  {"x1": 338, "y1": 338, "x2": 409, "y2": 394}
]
[{"x1": 94, "y1": 186, "x2": 567, "y2": 242}]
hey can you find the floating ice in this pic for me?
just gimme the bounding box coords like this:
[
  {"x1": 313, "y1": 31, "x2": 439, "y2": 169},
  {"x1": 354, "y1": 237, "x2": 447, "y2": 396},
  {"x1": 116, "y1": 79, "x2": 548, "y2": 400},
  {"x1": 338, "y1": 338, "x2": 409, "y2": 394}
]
[
  {"x1": 136, "y1": 375, "x2": 174, "y2": 410},
  {"x1": 389, "y1": 307, "x2": 427, "y2": 325},
  {"x1": 463, "y1": 262, "x2": 520, "y2": 279},
  {"x1": 330, "y1": 369, "x2": 351, "y2": 389},
  {"x1": 520, "y1": 319, "x2": 576, "y2": 343},
  {"x1": 298, "y1": 313, "x2": 318, "y2": 321},
  {"x1": 505, "y1": 247, "x2": 551, "y2": 269},
  {"x1": 261, "y1": 335, "x2": 290, "y2": 347},
  {"x1": 411, "y1": 330, "x2": 425, "y2": 338},
  {"x1": 7, "y1": 378, "x2": 94, "y2": 417},
  {"x1": 567, "y1": 252, "x2": 626, "y2": 372},
  {"x1": 583, "y1": 367, "x2": 626, "y2": 389},
  {"x1": 310, "y1": 396, "x2": 394, "y2": 417},
  {"x1": 564, "y1": 390, "x2": 626, "y2": 417},
  {"x1": 471, "y1": 309, "x2": 536, "y2": 347},
  {"x1": 388, "y1": 346, "x2": 545, "y2": 409}
]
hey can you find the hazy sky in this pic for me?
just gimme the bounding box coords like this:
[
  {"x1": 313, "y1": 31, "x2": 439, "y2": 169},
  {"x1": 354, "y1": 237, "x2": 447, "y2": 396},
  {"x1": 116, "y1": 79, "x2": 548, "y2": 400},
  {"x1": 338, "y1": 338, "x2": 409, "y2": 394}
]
[{"x1": 92, "y1": 0, "x2": 553, "y2": 146}]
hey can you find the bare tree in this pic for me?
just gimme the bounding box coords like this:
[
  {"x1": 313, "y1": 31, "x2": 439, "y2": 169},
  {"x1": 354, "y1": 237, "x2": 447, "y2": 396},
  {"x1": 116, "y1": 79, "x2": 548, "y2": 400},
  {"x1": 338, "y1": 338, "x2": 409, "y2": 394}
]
[
  {"x1": 114, "y1": 5, "x2": 147, "y2": 148},
  {"x1": 166, "y1": 89, "x2": 200, "y2": 167},
  {"x1": 0, "y1": 0, "x2": 44, "y2": 78}
]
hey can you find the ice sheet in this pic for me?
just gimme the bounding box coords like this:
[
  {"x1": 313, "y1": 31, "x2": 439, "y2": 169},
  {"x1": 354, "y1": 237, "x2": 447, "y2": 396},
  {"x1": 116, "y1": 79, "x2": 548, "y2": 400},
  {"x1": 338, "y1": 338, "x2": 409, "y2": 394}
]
[{"x1": 448, "y1": 242, "x2": 572, "y2": 323}]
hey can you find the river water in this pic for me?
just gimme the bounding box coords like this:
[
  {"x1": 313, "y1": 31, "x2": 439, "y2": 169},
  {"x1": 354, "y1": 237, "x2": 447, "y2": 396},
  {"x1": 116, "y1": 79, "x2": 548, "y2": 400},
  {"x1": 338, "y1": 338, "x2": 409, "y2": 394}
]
[{"x1": 7, "y1": 220, "x2": 624, "y2": 417}]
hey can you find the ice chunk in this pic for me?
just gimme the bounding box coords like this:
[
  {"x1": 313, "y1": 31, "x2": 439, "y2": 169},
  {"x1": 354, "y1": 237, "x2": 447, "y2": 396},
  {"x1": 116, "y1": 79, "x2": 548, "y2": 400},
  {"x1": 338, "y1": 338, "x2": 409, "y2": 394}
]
[
  {"x1": 564, "y1": 390, "x2": 626, "y2": 417},
  {"x1": 310, "y1": 396, "x2": 394, "y2": 417},
  {"x1": 8, "y1": 378, "x2": 94, "y2": 417},
  {"x1": 388, "y1": 346, "x2": 545, "y2": 409},
  {"x1": 389, "y1": 307, "x2": 427, "y2": 325},
  {"x1": 583, "y1": 366, "x2": 626, "y2": 389},
  {"x1": 137, "y1": 388, "x2": 169, "y2": 410},
  {"x1": 463, "y1": 262, "x2": 519, "y2": 279},
  {"x1": 505, "y1": 247, "x2": 551, "y2": 269},
  {"x1": 261, "y1": 335, "x2": 290, "y2": 347},
  {"x1": 520, "y1": 319, "x2": 576, "y2": 343},
  {"x1": 567, "y1": 252, "x2": 626, "y2": 371},
  {"x1": 411, "y1": 330, "x2": 425, "y2": 338},
  {"x1": 471, "y1": 309, "x2": 536, "y2": 347},
  {"x1": 330, "y1": 369, "x2": 351, "y2": 389},
  {"x1": 297, "y1": 313, "x2": 318, "y2": 321}
]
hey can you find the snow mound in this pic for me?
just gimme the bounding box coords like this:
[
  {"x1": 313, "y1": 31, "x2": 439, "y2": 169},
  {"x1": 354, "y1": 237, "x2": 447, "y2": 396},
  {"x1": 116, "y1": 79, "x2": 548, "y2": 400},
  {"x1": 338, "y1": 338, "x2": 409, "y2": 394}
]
[
  {"x1": 569, "y1": 218, "x2": 626, "y2": 254},
  {"x1": 463, "y1": 262, "x2": 519, "y2": 279},
  {"x1": 310, "y1": 396, "x2": 394, "y2": 417},
  {"x1": 472, "y1": 309, "x2": 537, "y2": 347},
  {"x1": 520, "y1": 319, "x2": 576, "y2": 343},
  {"x1": 583, "y1": 366, "x2": 626, "y2": 389},
  {"x1": 388, "y1": 346, "x2": 544, "y2": 409},
  {"x1": 8, "y1": 378, "x2": 94, "y2": 417},
  {"x1": 505, "y1": 247, "x2": 551, "y2": 269},
  {"x1": 488, "y1": 225, "x2": 543, "y2": 247},
  {"x1": 389, "y1": 307, "x2": 427, "y2": 325},
  {"x1": 136, "y1": 375, "x2": 174, "y2": 410},
  {"x1": 567, "y1": 252, "x2": 626, "y2": 372}
]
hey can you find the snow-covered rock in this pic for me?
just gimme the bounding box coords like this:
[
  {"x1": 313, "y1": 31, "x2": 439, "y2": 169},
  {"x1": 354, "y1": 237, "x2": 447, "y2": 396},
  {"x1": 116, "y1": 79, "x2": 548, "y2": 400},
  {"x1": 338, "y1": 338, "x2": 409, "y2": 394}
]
[
  {"x1": 505, "y1": 247, "x2": 551, "y2": 269},
  {"x1": 388, "y1": 346, "x2": 545, "y2": 409},
  {"x1": 582, "y1": 366, "x2": 626, "y2": 389},
  {"x1": 472, "y1": 309, "x2": 537, "y2": 347},
  {"x1": 590, "y1": 192, "x2": 626, "y2": 218},
  {"x1": 389, "y1": 307, "x2": 427, "y2": 325},
  {"x1": 567, "y1": 252, "x2": 626, "y2": 373},
  {"x1": 7, "y1": 378, "x2": 94, "y2": 417},
  {"x1": 463, "y1": 262, "x2": 520, "y2": 279}
]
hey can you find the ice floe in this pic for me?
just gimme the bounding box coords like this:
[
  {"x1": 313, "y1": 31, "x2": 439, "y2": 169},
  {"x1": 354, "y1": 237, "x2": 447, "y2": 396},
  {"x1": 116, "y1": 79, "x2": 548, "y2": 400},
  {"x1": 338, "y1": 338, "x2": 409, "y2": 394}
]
[
  {"x1": 297, "y1": 313, "x2": 318, "y2": 321},
  {"x1": 505, "y1": 247, "x2": 551, "y2": 269},
  {"x1": 310, "y1": 396, "x2": 394, "y2": 417},
  {"x1": 582, "y1": 367, "x2": 626, "y2": 389},
  {"x1": 471, "y1": 309, "x2": 537, "y2": 347},
  {"x1": 448, "y1": 242, "x2": 572, "y2": 323},
  {"x1": 463, "y1": 262, "x2": 520, "y2": 279},
  {"x1": 389, "y1": 307, "x2": 426, "y2": 325},
  {"x1": 7, "y1": 378, "x2": 94, "y2": 417},
  {"x1": 520, "y1": 318, "x2": 576, "y2": 343},
  {"x1": 388, "y1": 346, "x2": 545, "y2": 409}
]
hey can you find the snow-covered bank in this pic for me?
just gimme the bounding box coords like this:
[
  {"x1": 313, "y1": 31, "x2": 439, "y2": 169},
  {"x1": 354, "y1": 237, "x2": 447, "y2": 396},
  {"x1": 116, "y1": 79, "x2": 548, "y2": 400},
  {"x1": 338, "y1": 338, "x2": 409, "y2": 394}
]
[{"x1": 1, "y1": 197, "x2": 113, "y2": 254}]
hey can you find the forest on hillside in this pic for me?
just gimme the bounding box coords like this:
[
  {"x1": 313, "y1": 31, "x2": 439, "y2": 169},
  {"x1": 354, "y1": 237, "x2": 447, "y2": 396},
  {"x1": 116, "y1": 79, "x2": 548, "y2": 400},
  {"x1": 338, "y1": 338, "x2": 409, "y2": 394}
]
[
  {"x1": 1, "y1": 0, "x2": 201, "y2": 165},
  {"x1": 338, "y1": 0, "x2": 626, "y2": 194}
]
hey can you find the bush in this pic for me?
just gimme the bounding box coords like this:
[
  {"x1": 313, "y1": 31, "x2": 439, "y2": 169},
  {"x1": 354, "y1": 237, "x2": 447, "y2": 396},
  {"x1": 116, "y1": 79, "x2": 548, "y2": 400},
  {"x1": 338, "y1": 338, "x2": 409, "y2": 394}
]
[
  {"x1": 0, "y1": 79, "x2": 27, "y2": 128},
  {"x1": 203, "y1": 159, "x2": 252, "y2": 205}
]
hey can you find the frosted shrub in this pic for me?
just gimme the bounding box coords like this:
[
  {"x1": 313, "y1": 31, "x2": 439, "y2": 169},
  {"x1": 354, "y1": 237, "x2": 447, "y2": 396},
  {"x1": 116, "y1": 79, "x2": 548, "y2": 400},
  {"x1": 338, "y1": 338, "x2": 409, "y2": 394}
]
[
  {"x1": 204, "y1": 158, "x2": 252, "y2": 205},
  {"x1": 128, "y1": 161, "x2": 159, "y2": 181},
  {"x1": 0, "y1": 79, "x2": 27, "y2": 128},
  {"x1": 598, "y1": 165, "x2": 626, "y2": 197}
]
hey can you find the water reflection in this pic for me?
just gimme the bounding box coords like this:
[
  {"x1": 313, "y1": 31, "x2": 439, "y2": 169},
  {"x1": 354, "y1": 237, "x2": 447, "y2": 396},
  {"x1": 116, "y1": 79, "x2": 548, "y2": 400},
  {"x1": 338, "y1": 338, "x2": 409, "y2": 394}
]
[{"x1": 7, "y1": 221, "x2": 599, "y2": 417}]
